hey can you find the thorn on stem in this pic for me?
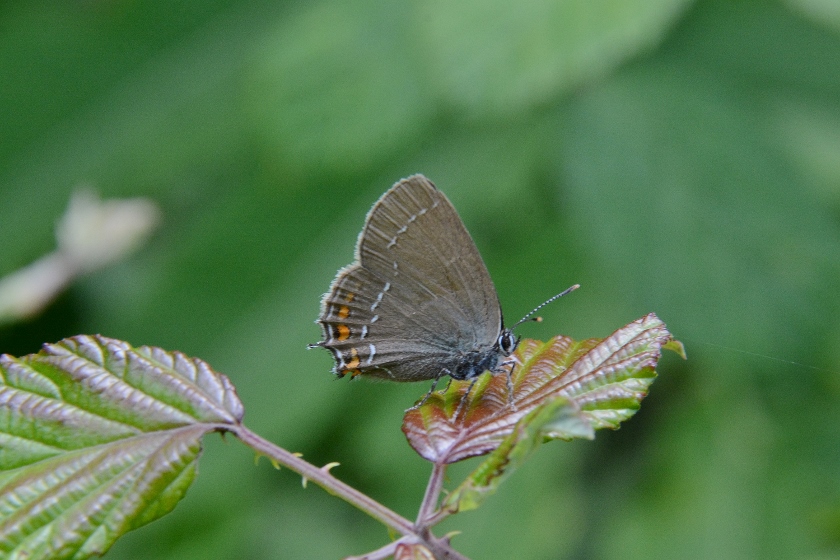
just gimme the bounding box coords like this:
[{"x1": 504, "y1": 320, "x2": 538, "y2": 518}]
[{"x1": 321, "y1": 462, "x2": 341, "y2": 474}]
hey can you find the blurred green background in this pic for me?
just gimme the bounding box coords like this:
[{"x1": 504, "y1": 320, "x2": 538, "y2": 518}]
[{"x1": 2, "y1": 0, "x2": 840, "y2": 558}]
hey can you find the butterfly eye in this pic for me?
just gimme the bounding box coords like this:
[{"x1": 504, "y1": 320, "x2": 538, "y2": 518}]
[{"x1": 498, "y1": 331, "x2": 518, "y2": 355}]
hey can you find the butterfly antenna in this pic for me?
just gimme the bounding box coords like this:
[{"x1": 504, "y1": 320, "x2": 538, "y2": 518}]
[{"x1": 512, "y1": 284, "x2": 580, "y2": 329}]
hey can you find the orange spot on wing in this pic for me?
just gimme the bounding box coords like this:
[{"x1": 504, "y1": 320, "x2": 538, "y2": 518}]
[
  {"x1": 336, "y1": 324, "x2": 350, "y2": 341},
  {"x1": 339, "y1": 346, "x2": 362, "y2": 377},
  {"x1": 337, "y1": 305, "x2": 350, "y2": 319},
  {"x1": 345, "y1": 354, "x2": 361, "y2": 370}
]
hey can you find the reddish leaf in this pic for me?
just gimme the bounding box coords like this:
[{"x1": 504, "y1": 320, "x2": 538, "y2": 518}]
[
  {"x1": 443, "y1": 396, "x2": 591, "y2": 514},
  {"x1": 402, "y1": 313, "x2": 677, "y2": 463}
]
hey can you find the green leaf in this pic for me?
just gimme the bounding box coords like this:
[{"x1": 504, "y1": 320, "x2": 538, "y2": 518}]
[
  {"x1": 443, "y1": 396, "x2": 591, "y2": 513},
  {"x1": 0, "y1": 335, "x2": 244, "y2": 560},
  {"x1": 402, "y1": 313, "x2": 677, "y2": 463}
]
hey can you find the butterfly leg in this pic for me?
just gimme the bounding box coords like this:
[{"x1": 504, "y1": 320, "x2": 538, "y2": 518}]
[
  {"x1": 406, "y1": 369, "x2": 450, "y2": 411},
  {"x1": 506, "y1": 362, "x2": 517, "y2": 410},
  {"x1": 454, "y1": 377, "x2": 479, "y2": 421},
  {"x1": 497, "y1": 359, "x2": 517, "y2": 410}
]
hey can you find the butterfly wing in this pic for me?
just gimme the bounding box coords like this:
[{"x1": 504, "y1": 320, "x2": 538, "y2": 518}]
[{"x1": 316, "y1": 175, "x2": 503, "y2": 382}]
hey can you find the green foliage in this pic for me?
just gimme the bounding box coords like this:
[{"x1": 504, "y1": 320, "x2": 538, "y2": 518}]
[
  {"x1": 0, "y1": 336, "x2": 243, "y2": 560},
  {"x1": 1, "y1": 318, "x2": 675, "y2": 559},
  {"x1": 1, "y1": 0, "x2": 839, "y2": 558}
]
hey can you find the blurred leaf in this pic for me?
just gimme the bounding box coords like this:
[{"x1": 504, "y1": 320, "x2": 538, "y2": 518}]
[
  {"x1": 402, "y1": 313, "x2": 676, "y2": 463},
  {"x1": 416, "y1": 0, "x2": 692, "y2": 115},
  {"x1": 0, "y1": 190, "x2": 160, "y2": 326},
  {"x1": 443, "y1": 396, "x2": 591, "y2": 514},
  {"x1": 558, "y1": 0, "x2": 840, "y2": 354},
  {"x1": 0, "y1": 335, "x2": 244, "y2": 560},
  {"x1": 55, "y1": 190, "x2": 161, "y2": 275},
  {"x1": 775, "y1": 100, "x2": 840, "y2": 208},
  {"x1": 245, "y1": 1, "x2": 434, "y2": 178},
  {"x1": 785, "y1": 0, "x2": 840, "y2": 33}
]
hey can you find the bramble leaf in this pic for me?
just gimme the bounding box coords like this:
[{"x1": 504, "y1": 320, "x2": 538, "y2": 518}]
[
  {"x1": 0, "y1": 335, "x2": 244, "y2": 560},
  {"x1": 443, "y1": 396, "x2": 591, "y2": 513},
  {"x1": 402, "y1": 313, "x2": 678, "y2": 464}
]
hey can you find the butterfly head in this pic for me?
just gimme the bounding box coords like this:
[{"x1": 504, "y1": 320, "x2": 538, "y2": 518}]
[{"x1": 497, "y1": 329, "x2": 518, "y2": 356}]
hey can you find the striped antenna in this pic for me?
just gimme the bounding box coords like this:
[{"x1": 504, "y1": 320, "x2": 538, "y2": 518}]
[{"x1": 512, "y1": 284, "x2": 580, "y2": 329}]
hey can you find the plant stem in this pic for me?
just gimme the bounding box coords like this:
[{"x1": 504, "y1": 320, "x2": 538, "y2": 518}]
[
  {"x1": 230, "y1": 424, "x2": 471, "y2": 559},
  {"x1": 344, "y1": 539, "x2": 403, "y2": 560},
  {"x1": 231, "y1": 424, "x2": 415, "y2": 536},
  {"x1": 417, "y1": 462, "x2": 447, "y2": 526}
]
